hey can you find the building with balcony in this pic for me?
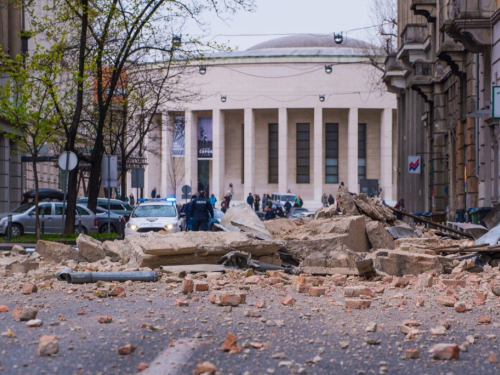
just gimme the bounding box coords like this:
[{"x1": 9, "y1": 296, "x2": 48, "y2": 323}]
[
  {"x1": 385, "y1": 0, "x2": 499, "y2": 219},
  {"x1": 144, "y1": 35, "x2": 398, "y2": 207}
]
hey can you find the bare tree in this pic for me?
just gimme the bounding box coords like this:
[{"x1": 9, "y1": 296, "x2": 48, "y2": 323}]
[
  {"x1": 168, "y1": 156, "x2": 185, "y2": 199},
  {"x1": 354, "y1": 0, "x2": 398, "y2": 91}
]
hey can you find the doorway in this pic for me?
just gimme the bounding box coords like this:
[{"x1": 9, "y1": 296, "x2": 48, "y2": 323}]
[{"x1": 198, "y1": 160, "x2": 210, "y2": 195}]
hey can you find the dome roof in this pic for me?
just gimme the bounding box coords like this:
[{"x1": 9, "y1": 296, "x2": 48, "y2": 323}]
[
  {"x1": 210, "y1": 34, "x2": 375, "y2": 59},
  {"x1": 247, "y1": 34, "x2": 370, "y2": 51}
]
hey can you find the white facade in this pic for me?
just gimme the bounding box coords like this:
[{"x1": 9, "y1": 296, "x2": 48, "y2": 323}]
[{"x1": 145, "y1": 35, "x2": 398, "y2": 207}]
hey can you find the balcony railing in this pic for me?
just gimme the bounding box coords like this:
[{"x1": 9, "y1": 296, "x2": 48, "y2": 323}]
[
  {"x1": 449, "y1": 0, "x2": 494, "y2": 20},
  {"x1": 414, "y1": 62, "x2": 433, "y2": 77},
  {"x1": 401, "y1": 24, "x2": 429, "y2": 46}
]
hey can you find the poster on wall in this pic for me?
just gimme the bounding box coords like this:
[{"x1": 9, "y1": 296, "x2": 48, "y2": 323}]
[
  {"x1": 172, "y1": 115, "x2": 185, "y2": 157},
  {"x1": 197, "y1": 117, "x2": 213, "y2": 160}
]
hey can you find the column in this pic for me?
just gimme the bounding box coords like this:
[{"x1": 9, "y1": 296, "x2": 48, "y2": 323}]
[
  {"x1": 347, "y1": 108, "x2": 359, "y2": 193},
  {"x1": 184, "y1": 110, "x2": 198, "y2": 193},
  {"x1": 313, "y1": 107, "x2": 323, "y2": 201},
  {"x1": 161, "y1": 114, "x2": 170, "y2": 197},
  {"x1": 380, "y1": 108, "x2": 393, "y2": 203},
  {"x1": 244, "y1": 108, "x2": 255, "y2": 195},
  {"x1": 212, "y1": 109, "x2": 225, "y2": 200},
  {"x1": 278, "y1": 108, "x2": 288, "y2": 193}
]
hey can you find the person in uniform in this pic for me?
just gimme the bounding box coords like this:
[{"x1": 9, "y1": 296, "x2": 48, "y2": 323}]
[{"x1": 188, "y1": 191, "x2": 214, "y2": 231}]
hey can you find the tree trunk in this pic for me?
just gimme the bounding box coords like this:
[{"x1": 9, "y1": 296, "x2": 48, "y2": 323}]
[
  {"x1": 64, "y1": 168, "x2": 78, "y2": 235},
  {"x1": 32, "y1": 157, "x2": 40, "y2": 240},
  {"x1": 64, "y1": 0, "x2": 89, "y2": 235},
  {"x1": 87, "y1": 156, "x2": 103, "y2": 214}
]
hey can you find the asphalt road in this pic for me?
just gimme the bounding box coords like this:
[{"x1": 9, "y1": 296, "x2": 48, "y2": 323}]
[{"x1": 1, "y1": 275, "x2": 500, "y2": 375}]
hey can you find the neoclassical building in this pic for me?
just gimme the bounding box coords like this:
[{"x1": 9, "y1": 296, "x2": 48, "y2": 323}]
[{"x1": 145, "y1": 35, "x2": 398, "y2": 207}]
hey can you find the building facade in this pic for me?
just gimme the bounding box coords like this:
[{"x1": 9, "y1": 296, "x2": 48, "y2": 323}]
[
  {"x1": 145, "y1": 35, "x2": 398, "y2": 207},
  {"x1": 0, "y1": 1, "x2": 23, "y2": 211},
  {"x1": 385, "y1": 0, "x2": 500, "y2": 219}
]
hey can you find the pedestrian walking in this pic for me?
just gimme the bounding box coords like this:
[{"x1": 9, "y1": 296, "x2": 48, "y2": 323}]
[
  {"x1": 262, "y1": 193, "x2": 268, "y2": 208},
  {"x1": 321, "y1": 193, "x2": 328, "y2": 207},
  {"x1": 246, "y1": 192, "x2": 254, "y2": 207},
  {"x1": 129, "y1": 193, "x2": 135, "y2": 207},
  {"x1": 188, "y1": 191, "x2": 214, "y2": 232},
  {"x1": 209, "y1": 194, "x2": 217, "y2": 207},
  {"x1": 151, "y1": 187, "x2": 157, "y2": 199},
  {"x1": 394, "y1": 198, "x2": 406, "y2": 220},
  {"x1": 328, "y1": 194, "x2": 335, "y2": 206},
  {"x1": 227, "y1": 183, "x2": 234, "y2": 200},
  {"x1": 254, "y1": 194, "x2": 260, "y2": 211}
]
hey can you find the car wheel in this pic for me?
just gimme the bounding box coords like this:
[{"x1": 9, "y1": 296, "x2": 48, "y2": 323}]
[
  {"x1": 10, "y1": 224, "x2": 23, "y2": 236},
  {"x1": 75, "y1": 226, "x2": 87, "y2": 234},
  {"x1": 100, "y1": 224, "x2": 116, "y2": 234}
]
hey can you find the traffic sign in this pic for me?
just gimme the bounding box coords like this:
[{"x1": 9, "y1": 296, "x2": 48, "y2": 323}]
[{"x1": 58, "y1": 151, "x2": 78, "y2": 171}]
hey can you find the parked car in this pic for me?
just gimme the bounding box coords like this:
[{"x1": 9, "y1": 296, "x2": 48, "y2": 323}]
[
  {"x1": 208, "y1": 209, "x2": 225, "y2": 231},
  {"x1": 0, "y1": 202, "x2": 98, "y2": 236},
  {"x1": 77, "y1": 198, "x2": 133, "y2": 221},
  {"x1": 93, "y1": 206, "x2": 125, "y2": 234},
  {"x1": 270, "y1": 192, "x2": 297, "y2": 208},
  {"x1": 21, "y1": 188, "x2": 65, "y2": 203},
  {"x1": 288, "y1": 207, "x2": 312, "y2": 218},
  {"x1": 125, "y1": 200, "x2": 183, "y2": 236}
]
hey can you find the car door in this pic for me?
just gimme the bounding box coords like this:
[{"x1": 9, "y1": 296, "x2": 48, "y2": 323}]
[
  {"x1": 24, "y1": 203, "x2": 53, "y2": 234},
  {"x1": 39, "y1": 203, "x2": 55, "y2": 234}
]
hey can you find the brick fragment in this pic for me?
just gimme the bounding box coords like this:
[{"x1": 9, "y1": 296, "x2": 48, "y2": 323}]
[
  {"x1": 343, "y1": 286, "x2": 374, "y2": 298},
  {"x1": 432, "y1": 344, "x2": 459, "y2": 360},
  {"x1": 280, "y1": 295, "x2": 296, "y2": 306},
  {"x1": 194, "y1": 283, "x2": 209, "y2": 292},
  {"x1": 38, "y1": 335, "x2": 58, "y2": 356},
  {"x1": 97, "y1": 316, "x2": 113, "y2": 323},
  {"x1": 392, "y1": 277, "x2": 409, "y2": 288},
  {"x1": 417, "y1": 273, "x2": 433, "y2": 287},
  {"x1": 405, "y1": 349, "x2": 420, "y2": 359},
  {"x1": 478, "y1": 315, "x2": 491, "y2": 324},
  {"x1": 437, "y1": 295, "x2": 457, "y2": 307},
  {"x1": 182, "y1": 278, "x2": 194, "y2": 295}
]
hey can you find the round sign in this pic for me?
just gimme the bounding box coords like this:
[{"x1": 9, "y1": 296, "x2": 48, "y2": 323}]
[
  {"x1": 181, "y1": 185, "x2": 191, "y2": 195},
  {"x1": 58, "y1": 151, "x2": 78, "y2": 171}
]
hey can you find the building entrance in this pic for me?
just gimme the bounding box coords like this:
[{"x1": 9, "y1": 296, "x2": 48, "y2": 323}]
[{"x1": 198, "y1": 160, "x2": 210, "y2": 195}]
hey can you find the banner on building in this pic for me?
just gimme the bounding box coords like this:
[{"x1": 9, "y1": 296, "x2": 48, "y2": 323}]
[
  {"x1": 197, "y1": 118, "x2": 213, "y2": 160},
  {"x1": 408, "y1": 156, "x2": 421, "y2": 174},
  {"x1": 172, "y1": 116, "x2": 185, "y2": 157}
]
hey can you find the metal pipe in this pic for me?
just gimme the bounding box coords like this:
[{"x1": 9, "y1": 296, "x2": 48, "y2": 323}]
[
  {"x1": 56, "y1": 267, "x2": 74, "y2": 281},
  {"x1": 59, "y1": 270, "x2": 159, "y2": 284},
  {"x1": 387, "y1": 206, "x2": 474, "y2": 239}
]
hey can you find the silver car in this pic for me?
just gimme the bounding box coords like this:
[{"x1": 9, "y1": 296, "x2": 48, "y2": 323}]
[{"x1": 0, "y1": 202, "x2": 98, "y2": 236}]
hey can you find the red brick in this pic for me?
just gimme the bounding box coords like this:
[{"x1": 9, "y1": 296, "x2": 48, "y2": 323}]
[
  {"x1": 331, "y1": 275, "x2": 347, "y2": 285},
  {"x1": 309, "y1": 287, "x2": 326, "y2": 297},
  {"x1": 437, "y1": 295, "x2": 458, "y2": 307},
  {"x1": 194, "y1": 283, "x2": 209, "y2": 292},
  {"x1": 344, "y1": 286, "x2": 373, "y2": 298},
  {"x1": 244, "y1": 275, "x2": 261, "y2": 284},
  {"x1": 441, "y1": 279, "x2": 466, "y2": 287},
  {"x1": 0, "y1": 305, "x2": 8, "y2": 312},
  {"x1": 478, "y1": 315, "x2": 492, "y2": 324},
  {"x1": 405, "y1": 349, "x2": 420, "y2": 359},
  {"x1": 181, "y1": 279, "x2": 194, "y2": 294},
  {"x1": 97, "y1": 316, "x2": 113, "y2": 323},
  {"x1": 344, "y1": 299, "x2": 371, "y2": 309}
]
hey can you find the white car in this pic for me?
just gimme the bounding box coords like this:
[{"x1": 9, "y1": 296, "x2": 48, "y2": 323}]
[{"x1": 125, "y1": 200, "x2": 183, "y2": 236}]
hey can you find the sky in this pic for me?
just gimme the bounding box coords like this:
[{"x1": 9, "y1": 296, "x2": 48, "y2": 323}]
[{"x1": 190, "y1": 0, "x2": 375, "y2": 51}]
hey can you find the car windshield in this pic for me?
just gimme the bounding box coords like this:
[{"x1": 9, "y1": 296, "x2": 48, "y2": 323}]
[
  {"x1": 123, "y1": 204, "x2": 133, "y2": 211},
  {"x1": 281, "y1": 195, "x2": 296, "y2": 201},
  {"x1": 132, "y1": 205, "x2": 176, "y2": 218},
  {"x1": 11, "y1": 203, "x2": 35, "y2": 213}
]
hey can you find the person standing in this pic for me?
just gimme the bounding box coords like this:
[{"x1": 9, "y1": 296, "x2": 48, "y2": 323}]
[
  {"x1": 188, "y1": 191, "x2": 214, "y2": 231},
  {"x1": 205, "y1": 183, "x2": 210, "y2": 197},
  {"x1": 151, "y1": 187, "x2": 157, "y2": 199},
  {"x1": 209, "y1": 194, "x2": 217, "y2": 207},
  {"x1": 328, "y1": 194, "x2": 335, "y2": 206},
  {"x1": 129, "y1": 193, "x2": 135, "y2": 207},
  {"x1": 321, "y1": 193, "x2": 328, "y2": 207},
  {"x1": 221, "y1": 198, "x2": 228, "y2": 213},
  {"x1": 394, "y1": 198, "x2": 406, "y2": 220},
  {"x1": 284, "y1": 199, "x2": 292, "y2": 216},
  {"x1": 197, "y1": 180, "x2": 204, "y2": 194},
  {"x1": 246, "y1": 192, "x2": 254, "y2": 208},
  {"x1": 254, "y1": 194, "x2": 260, "y2": 211},
  {"x1": 296, "y1": 195, "x2": 303, "y2": 208},
  {"x1": 262, "y1": 193, "x2": 267, "y2": 208},
  {"x1": 227, "y1": 183, "x2": 234, "y2": 202}
]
